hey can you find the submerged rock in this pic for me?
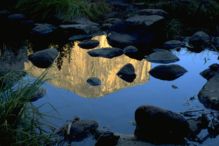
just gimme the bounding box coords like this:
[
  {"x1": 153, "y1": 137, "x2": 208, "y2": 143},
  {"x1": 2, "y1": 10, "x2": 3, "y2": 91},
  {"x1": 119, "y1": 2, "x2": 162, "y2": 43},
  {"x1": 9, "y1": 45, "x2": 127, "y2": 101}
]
[
  {"x1": 88, "y1": 48, "x2": 123, "y2": 58},
  {"x1": 95, "y1": 131, "x2": 120, "y2": 146},
  {"x1": 28, "y1": 48, "x2": 59, "y2": 68},
  {"x1": 135, "y1": 105, "x2": 190, "y2": 144},
  {"x1": 79, "y1": 40, "x2": 99, "y2": 49},
  {"x1": 145, "y1": 50, "x2": 179, "y2": 64},
  {"x1": 87, "y1": 77, "x2": 101, "y2": 86},
  {"x1": 149, "y1": 64, "x2": 187, "y2": 81},
  {"x1": 117, "y1": 63, "x2": 136, "y2": 82},
  {"x1": 198, "y1": 74, "x2": 219, "y2": 110},
  {"x1": 58, "y1": 118, "x2": 98, "y2": 141},
  {"x1": 107, "y1": 32, "x2": 137, "y2": 48},
  {"x1": 189, "y1": 31, "x2": 210, "y2": 50}
]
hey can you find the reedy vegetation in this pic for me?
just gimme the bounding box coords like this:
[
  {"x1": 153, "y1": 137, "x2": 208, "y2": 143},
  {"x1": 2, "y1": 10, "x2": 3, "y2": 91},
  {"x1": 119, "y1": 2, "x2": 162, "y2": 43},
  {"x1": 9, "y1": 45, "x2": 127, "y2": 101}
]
[{"x1": 0, "y1": 71, "x2": 56, "y2": 146}]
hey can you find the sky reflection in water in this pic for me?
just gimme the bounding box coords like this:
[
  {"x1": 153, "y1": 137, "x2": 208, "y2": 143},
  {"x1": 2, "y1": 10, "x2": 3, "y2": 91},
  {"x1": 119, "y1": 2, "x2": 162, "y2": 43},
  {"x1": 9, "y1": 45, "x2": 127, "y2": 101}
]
[{"x1": 2, "y1": 34, "x2": 218, "y2": 145}]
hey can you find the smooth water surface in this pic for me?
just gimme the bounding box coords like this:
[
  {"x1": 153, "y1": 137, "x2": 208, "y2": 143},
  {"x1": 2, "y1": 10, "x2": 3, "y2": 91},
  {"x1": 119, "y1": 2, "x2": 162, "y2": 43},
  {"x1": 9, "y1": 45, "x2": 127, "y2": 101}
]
[{"x1": 1, "y1": 35, "x2": 219, "y2": 145}]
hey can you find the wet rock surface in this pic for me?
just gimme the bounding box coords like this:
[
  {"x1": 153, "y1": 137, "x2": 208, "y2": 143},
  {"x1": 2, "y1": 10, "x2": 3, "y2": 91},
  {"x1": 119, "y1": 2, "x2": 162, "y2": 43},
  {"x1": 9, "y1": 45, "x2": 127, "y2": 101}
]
[
  {"x1": 78, "y1": 40, "x2": 99, "y2": 49},
  {"x1": 95, "y1": 131, "x2": 120, "y2": 146},
  {"x1": 68, "y1": 34, "x2": 92, "y2": 42},
  {"x1": 189, "y1": 31, "x2": 210, "y2": 50},
  {"x1": 136, "y1": 9, "x2": 168, "y2": 17},
  {"x1": 126, "y1": 15, "x2": 164, "y2": 27},
  {"x1": 198, "y1": 74, "x2": 219, "y2": 110},
  {"x1": 163, "y1": 40, "x2": 184, "y2": 49},
  {"x1": 58, "y1": 118, "x2": 98, "y2": 142},
  {"x1": 31, "y1": 23, "x2": 57, "y2": 37},
  {"x1": 117, "y1": 63, "x2": 136, "y2": 82},
  {"x1": 135, "y1": 105, "x2": 190, "y2": 144},
  {"x1": 200, "y1": 63, "x2": 219, "y2": 80},
  {"x1": 107, "y1": 32, "x2": 137, "y2": 48},
  {"x1": 28, "y1": 48, "x2": 59, "y2": 68},
  {"x1": 145, "y1": 49, "x2": 179, "y2": 64},
  {"x1": 87, "y1": 77, "x2": 101, "y2": 86},
  {"x1": 88, "y1": 48, "x2": 123, "y2": 58},
  {"x1": 149, "y1": 64, "x2": 187, "y2": 81}
]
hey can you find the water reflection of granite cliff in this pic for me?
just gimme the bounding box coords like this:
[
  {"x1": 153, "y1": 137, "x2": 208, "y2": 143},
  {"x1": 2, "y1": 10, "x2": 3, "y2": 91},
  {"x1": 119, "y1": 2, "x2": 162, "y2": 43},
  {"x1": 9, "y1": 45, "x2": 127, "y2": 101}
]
[{"x1": 25, "y1": 35, "x2": 151, "y2": 98}]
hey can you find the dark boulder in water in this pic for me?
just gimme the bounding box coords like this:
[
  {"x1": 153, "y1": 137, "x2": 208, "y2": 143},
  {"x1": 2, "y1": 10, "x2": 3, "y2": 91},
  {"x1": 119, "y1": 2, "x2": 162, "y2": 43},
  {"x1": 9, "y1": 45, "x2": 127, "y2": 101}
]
[
  {"x1": 149, "y1": 64, "x2": 187, "y2": 81},
  {"x1": 117, "y1": 63, "x2": 136, "y2": 82},
  {"x1": 145, "y1": 49, "x2": 179, "y2": 64},
  {"x1": 79, "y1": 40, "x2": 99, "y2": 49},
  {"x1": 88, "y1": 48, "x2": 123, "y2": 58},
  {"x1": 135, "y1": 105, "x2": 190, "y2": 144},
  {"x1": 28, "y1": 48, "x2": 59, "y2": 68}
]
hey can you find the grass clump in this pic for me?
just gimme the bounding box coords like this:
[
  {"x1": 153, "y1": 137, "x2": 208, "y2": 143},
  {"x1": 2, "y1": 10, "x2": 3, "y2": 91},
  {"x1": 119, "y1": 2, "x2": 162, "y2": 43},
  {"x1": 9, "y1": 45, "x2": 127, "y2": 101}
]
[
  {"x1": 0, "y1": 71, "x2": 56, "y2": 146},
  {"x1": 16, "y1": 0, "x2": 110, "y2": 21}
]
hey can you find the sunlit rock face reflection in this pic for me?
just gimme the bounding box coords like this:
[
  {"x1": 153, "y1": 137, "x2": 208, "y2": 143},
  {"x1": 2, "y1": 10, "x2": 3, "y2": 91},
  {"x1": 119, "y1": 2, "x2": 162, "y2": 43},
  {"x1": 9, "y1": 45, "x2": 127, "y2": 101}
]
[{"x1": 25, "y1": 35, "x2": 151, "y2": 98}]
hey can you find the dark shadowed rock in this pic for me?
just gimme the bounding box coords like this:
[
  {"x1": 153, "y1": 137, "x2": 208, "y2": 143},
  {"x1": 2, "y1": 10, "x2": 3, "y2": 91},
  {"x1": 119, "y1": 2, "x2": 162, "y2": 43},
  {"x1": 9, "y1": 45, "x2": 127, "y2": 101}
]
[
  {"x1": 58, "y1": 118, "x2": 98, "y2": 141},
  {"x1": 200, "y1": 63, "x2": 219, "y2": 80},
  {"x1": 68, "y1": 34, "x2": 92, "y2": 42},
  {"x1": 31, "y1": 88, "x2": 46, "y2": 102},
  {"x1": 126, "y1": 15, "x2": 164, "y2": 27},
  {"x1": 95, "y1": 131, "x2": 120, "y2": 146},
  {"x1": 78, "y1": 40, "x2": 99, "y2": 49},
  {"x1": 87, "y1": 77, "x2": 101, "y2": 86},
  {"x1": 107, "y1": 32, "x2": 137, "y2": 48},
  {"x1": 189, "y1": 31, "x2": 210, "y2": 50},
  {"x1": 31, "y1": 23, "x2": 57, "y2": 37},
  {"x1": 187, "y1": 114, "x2": 209, "y2": 139},
  {"x1": 28, "y1": 48, "x2": 59, "y2": 68},
  {"x1": 135, "y1": 105, "x2": 190, "y2": 144},
  {"x1": 149, "y1": 64, "x2": 187, "y2": 81},
  {"x1": 88, "y1": 48, "x2": 123, "y2": 58},
  {"x1": 212, "y1": 37, "x2": 219, "y2": 48},
  {"x1": 123, "y1": 46, "x2": 138, "y2": 55},
  {"x1": 117, "y1": 63, "x2": 136, "y2": 82},
  {"x1": 145, "y1": 50, "x2": 179, "y2": 64},
  {"x1": 163, "y1": 40, "x2": 183, "y2": 49},
  {"x1": 137, "y1": 9, "x2": 168, "y2": 17},
  {"x1": 8, "y1": 13, "x2": 25, "y2": 21},
  {"x1": 59, "y1": 24, "x2": 99, "y2": 35},
  {"x1": 198, "y1": 74, "x2": 219, "y2": 110}
]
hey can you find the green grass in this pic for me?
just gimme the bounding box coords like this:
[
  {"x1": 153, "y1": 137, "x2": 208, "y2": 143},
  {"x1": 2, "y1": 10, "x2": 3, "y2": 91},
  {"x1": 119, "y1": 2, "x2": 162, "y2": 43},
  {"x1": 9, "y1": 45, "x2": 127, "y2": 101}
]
[
  {"x1": 0, "y1": 71, "x2": 57, "y2": 146},
  {"x1": 16, "y1": 0, "x2": 110, "y2": 21}
]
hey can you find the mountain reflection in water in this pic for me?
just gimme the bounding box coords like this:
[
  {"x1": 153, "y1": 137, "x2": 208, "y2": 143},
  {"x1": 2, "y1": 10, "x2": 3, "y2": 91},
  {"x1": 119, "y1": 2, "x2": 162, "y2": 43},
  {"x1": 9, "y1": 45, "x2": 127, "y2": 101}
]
[{"x1": 25, "y1": 35, "x2": 151, "y2": 97}]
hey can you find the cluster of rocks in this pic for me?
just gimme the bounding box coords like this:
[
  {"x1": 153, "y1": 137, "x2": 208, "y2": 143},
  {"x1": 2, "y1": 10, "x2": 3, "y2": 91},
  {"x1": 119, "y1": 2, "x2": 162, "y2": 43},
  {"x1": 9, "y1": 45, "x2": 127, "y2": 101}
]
[
  {"x1": 198, "y1": 64, "x2": 219, "y2": 110},
  {"x1": 56, "y1": 105, "x2": 218, "y2": 146}
]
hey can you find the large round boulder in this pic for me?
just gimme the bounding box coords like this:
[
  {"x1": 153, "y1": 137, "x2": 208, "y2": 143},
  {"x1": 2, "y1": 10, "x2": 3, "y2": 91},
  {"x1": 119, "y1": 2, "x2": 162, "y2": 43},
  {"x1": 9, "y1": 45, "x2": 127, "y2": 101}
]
[{"x1": 135, "y1": 105, "x2": 190, "y2": 144}]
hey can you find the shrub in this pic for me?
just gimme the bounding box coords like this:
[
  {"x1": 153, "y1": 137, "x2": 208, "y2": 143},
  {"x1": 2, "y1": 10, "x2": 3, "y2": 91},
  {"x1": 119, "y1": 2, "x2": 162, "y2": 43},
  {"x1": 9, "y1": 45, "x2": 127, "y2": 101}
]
[{"x1": 16, "y1": 0, "x2": 110, "y2": 21}]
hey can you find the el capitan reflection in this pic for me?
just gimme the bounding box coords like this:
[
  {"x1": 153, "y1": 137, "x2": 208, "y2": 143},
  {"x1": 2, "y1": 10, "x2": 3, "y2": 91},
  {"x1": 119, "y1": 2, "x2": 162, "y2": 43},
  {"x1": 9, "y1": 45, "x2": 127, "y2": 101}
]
[{"x1": 25, "y1": 35, "x2": 151, "y2": 97}]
